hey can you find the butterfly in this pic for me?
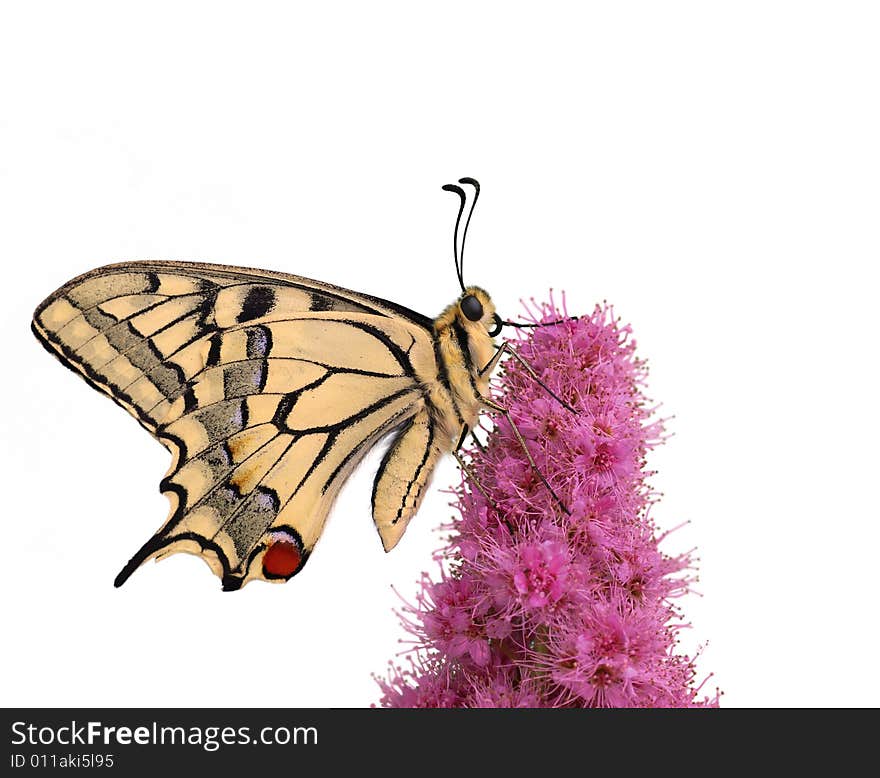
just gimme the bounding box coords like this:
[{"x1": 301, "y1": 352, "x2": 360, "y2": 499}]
[{"x1": 32, "y1": 178, "x2": 573, "y2": 591}]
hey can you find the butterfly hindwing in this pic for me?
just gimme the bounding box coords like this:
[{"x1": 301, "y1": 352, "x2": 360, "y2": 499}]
[
  {"x1": 371, "y1": 409, "x2": 444, "y2": 553},
  {"x1": 33, "y1": 261, "x2": 438, "y2": 588}
]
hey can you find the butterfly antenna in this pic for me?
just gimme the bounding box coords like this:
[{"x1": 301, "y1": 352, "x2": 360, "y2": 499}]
[
  {"x1": 457, "y1": 177, "x2": 480, "y2": 287},
  {"x1": 442, "y1": 183, "x2": 467, "y2": 292}
]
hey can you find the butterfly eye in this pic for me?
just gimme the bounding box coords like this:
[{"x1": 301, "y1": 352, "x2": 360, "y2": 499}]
[
  {"x1": 488, "y1": 313, "x2": 503, "y2": 337},
  {"x1": 460, "y1": 294, "x2": 484, "y2": 322}
]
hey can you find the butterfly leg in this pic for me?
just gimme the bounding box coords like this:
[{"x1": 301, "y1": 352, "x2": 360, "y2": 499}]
[
  {"x1": 455, "y1": 422, "x2": 486, "y2": 453},
  {"x1": 454, "y1": 425, "x2": 491, "y2": 495},
  {"x1": 480, "y1": 396, "x2": 571, "y2": 516},
  {"x1": 454, "y1": 425, "x2": 503, "y2": 513},
  {"x1": 452, "y1": 449, "x2": 513, "y2": 531},
  {"x1": 480, "y1": 342, "x2": 578, "y2": 414}
]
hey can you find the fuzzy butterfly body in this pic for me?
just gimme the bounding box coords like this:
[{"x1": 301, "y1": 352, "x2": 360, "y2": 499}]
[{"x1": 32, "y1": 259, "x2": 499, "y2": 590}]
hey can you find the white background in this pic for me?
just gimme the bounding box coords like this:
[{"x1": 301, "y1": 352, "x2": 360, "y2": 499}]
[{"x1": 1, "y1": 2, "x2": 878, "y2": 708}]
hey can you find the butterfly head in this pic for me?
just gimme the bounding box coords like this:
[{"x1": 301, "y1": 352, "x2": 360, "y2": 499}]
[
  {"x1": 458, "y1": 286, "x2": 502, "y2": 338},
  {"x1": 434, "y1": 285, "x2": 498, "y2": 335},
  {"x1": 442, "y1": 178, "x2": 575, "y2": 340}
]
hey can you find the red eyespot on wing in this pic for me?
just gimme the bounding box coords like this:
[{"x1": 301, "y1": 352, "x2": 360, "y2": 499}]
[{"x1": 263, "y1": 540, "x2": 302, "y2": 578}]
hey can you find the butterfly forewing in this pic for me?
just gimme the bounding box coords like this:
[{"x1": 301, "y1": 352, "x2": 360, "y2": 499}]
[{"x1": 33, "y1": 261, "x2": 439, "y2": 589}]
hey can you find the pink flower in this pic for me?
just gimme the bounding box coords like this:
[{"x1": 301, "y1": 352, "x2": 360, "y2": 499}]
[
  {"x1": 420, "y1": 576, "x2": 492, "y2": 667},
  {"x1": 468, "y1": 675, "x2": 542, "y2": 708},
  {"x1": 512, "y1": 540, "x2": 570, "y2": 609},
  {"x1": 377, "y1": 299, "x2": 718, "y2": 708},
  {"x1": 374, "y1": 657, "x2": 462, "y2": 708},
  {"x1": 481, "y1": 531, "x2": 571, "y2": 621}
]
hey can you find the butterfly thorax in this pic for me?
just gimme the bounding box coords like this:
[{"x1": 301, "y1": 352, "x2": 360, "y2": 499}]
[{"x1": 428, "y1": 286, "x2": 497, "y2": 446}]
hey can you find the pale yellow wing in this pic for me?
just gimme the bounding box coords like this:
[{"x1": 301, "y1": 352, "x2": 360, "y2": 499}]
[{"x1": 32, "y1": 260, "x2": 439, "y2": 589}]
